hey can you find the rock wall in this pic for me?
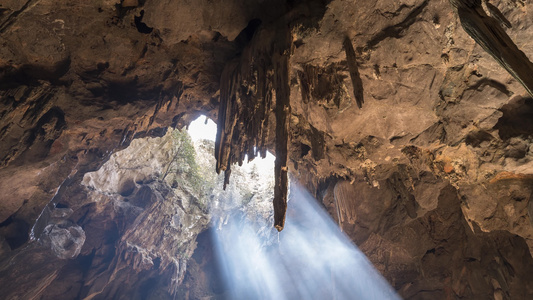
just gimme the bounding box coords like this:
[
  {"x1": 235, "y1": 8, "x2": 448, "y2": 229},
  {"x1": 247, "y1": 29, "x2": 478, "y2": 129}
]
[
  {"x1": 0, "y1": 129, "x2": 208, "y2": 299},
  {"x1": 0, "y1": 127, "x2": 275, "y2": 299},
  {"x1": 1, "y1": 0, "x2": 533, "y2": 299}
]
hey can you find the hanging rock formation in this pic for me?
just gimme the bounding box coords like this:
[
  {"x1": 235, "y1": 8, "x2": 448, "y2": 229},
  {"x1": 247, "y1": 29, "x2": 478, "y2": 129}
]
[
  {"x1": 450, "y1": 0, "x2": 533, "y2": 97},
  {"x1": 343, "y1": 36, "x2": 365, "y2": 109},
  {"x1": 215, "y1": 19, "x2": 292, "y2": 230}
]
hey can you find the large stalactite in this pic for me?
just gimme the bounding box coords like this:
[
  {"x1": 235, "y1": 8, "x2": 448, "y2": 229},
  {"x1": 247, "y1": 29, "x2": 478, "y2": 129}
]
[
  {"x1": 272, "y1": 24, "x2": 292, "y2": 231},
  {"x1": 450, "y1": 0, "x2": 533, "y2": 97},
  {"x1": 343, "y1": 36, "x2": 364, "y2": 109},
  {"x1": 215, "y1": 20, "x2": 293, "y2": 231}
]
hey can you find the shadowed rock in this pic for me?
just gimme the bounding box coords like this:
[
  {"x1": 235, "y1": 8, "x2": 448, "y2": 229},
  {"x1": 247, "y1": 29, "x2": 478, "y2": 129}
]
[
  {"x1": 450, "y1": 0, "x2": 533, "y2": 97},
  {"x1": 343, "y1": 36, "x2": 365, "y2": 109},
  {"x1": 483, "y1": 0, "x2": 512, "y2": 28}
]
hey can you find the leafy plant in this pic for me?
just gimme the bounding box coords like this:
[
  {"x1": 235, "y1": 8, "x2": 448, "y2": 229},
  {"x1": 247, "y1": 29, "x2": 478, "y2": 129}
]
[{"x1": 162, "y1": 129, "x2": 204, "y2": 196}]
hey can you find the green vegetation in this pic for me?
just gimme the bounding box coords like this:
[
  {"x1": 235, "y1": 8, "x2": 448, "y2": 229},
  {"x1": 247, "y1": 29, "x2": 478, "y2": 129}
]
[
  {"x1": 161, "y1": 127, "x2": 274, "y2": 213},
  {"x1": 162, "y1": 129, "x2": 206, "y2": 200}
]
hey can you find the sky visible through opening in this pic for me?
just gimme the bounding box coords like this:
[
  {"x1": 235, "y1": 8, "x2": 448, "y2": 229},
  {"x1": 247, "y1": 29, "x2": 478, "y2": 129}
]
[
  {"x1": 187, "y1": 115, "x2": 276, "y2": 172},
  {"x1": 187, "y1": 115, "x2": 218, "y2": 142}
]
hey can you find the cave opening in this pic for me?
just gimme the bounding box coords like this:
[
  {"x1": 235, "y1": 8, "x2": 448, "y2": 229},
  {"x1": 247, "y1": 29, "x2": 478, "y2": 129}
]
[
  {"x1": 2, "y1": 0, "x2": 533, "y2": 298},
  {"x1": 183, "y1": 115, "x2": 399, "y2": 299}
]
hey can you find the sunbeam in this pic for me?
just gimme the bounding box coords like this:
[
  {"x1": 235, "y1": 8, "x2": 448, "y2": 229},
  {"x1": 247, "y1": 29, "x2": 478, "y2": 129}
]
[
  {"x1": 211, "y1": 184, "x2": 401, "y2": 300},
  {"x1": 187, "y1": 114, "x2": 399, "y2": 299}
]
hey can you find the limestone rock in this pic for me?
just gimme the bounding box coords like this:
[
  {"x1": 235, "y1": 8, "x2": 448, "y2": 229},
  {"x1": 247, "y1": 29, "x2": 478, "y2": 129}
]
[{"x1": 42, "y1": 223, "x2": 86, "y2": 259}]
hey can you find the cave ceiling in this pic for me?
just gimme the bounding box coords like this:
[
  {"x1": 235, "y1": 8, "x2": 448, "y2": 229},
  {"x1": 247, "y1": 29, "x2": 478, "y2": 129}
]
[{"x1": 1, "y1": 0, "x2": 533, "y2": 299}]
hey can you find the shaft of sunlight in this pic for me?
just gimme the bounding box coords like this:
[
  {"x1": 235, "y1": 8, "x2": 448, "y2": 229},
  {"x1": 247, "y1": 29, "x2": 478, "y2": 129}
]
[
  {"x1": 188, "y1": 114, "x2": 399, "y2": 299},
  {"x1": 211, "y1": 185, "x2": 401, "y2": 300}
]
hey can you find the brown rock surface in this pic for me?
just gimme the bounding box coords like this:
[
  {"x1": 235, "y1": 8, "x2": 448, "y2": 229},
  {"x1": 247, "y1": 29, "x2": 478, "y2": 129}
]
[{"x1": 1, "y1": 0, "x2": 533, "y2": 299}]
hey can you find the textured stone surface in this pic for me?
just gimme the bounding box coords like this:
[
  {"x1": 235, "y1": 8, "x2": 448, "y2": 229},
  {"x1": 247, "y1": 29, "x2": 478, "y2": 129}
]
[
  {"x1": 1, "y1": 0, "x2": 533, "y2": 298},
  {"x1": 0, "y1": 127, "x2": 275, "y2": 299}
]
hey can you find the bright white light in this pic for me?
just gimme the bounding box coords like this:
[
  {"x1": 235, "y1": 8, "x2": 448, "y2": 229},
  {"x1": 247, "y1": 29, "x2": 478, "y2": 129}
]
[
  {"x1": 188, "y1": 114, "x2": 276, "y2": 174},
  {"x1": 189, "y1": 115, "x2": 398, "y2": 299},
  {"x1": 211, "y1": 185, "x2": 401, "y2": 300},
  {"x1": 188, "y1": 115, "x2": 218, "y2": 142},
  {"x1": 241, "y1": 152, "x2": 276, "y2": 175}
]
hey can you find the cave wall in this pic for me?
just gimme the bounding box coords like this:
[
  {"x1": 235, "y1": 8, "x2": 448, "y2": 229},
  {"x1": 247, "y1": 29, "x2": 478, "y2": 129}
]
[{"x1": 1, "y1": 0, "x2": 533, "y2": 299}]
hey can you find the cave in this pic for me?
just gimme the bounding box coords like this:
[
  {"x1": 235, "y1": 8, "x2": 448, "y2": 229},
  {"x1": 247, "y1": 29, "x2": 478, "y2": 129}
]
[{"x1": 2, "y1": 0, "x2": 533, "y2": 299}]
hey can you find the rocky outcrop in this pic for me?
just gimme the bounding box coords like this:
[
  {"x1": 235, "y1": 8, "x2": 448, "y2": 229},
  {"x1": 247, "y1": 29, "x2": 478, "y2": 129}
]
[
  {"x1": 1, "y1": 0, "x2": 533, "y2": 299},
  {"x1": 0, "y1": 127, "x2": 275, "y2": 299},
  {"x1": 450, "y1": 0, "x2": 533, "y2": 97},
  {"x1": 322, "y1": 171, "x2": 533, "y2": 299},
  {"x1": 0, "y1": 129, "x2": 207, "y2": 299}
]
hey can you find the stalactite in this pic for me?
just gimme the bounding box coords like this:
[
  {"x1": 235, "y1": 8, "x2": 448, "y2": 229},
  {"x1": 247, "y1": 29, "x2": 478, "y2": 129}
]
[
  {"x1": 214, "y1": 21, "x2": 292, "y2": 231},
  {"x1": 343, "y1": 37, "x2": 364, "y2": 109},
  {"x1": 297, "y1": 65, "x2": 317, "y2": 104},
  {"x1": 297, "y1": 64, "x2": 345, "y2": 108},
  {"x1": 450, "y1": 0, "x2": 533, "y2": 98},
  {"x1": 333, "y1": 181, "x2": 358, "y2": 225},
  {"x1": 273, "y1": 25, "x2": 292, "y2": 232},
  {"x1": 215, "y1": 59, "x2": 239, "y2": 176}
]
